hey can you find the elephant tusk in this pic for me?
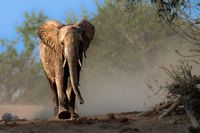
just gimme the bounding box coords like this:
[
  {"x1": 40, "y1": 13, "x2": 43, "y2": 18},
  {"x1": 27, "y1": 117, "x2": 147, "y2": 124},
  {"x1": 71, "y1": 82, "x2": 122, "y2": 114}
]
[
  {"x1": 78, "y1": 59, "x2": 82, "y2": 67},
  {"x1": 63, "y1": 58, "x2": 67, "y2": 68},
  {"x1": 78, "y1": 86, "x2": 84, "y2": 104},
  {"x1": 84, "y1": 51, "x2": 87, "y2": 58}
]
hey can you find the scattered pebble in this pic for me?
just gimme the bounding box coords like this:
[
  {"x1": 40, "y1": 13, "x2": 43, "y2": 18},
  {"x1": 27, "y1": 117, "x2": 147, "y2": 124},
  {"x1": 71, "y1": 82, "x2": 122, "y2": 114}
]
[
  {"x1": 2, "y1": 113, "x2": 13, "y2": 122},
  {"x1": 115, "y1": 117, "x2": 129, "y2": 123},
  {"x1": 120, "y1": 127, "x2": 140, "y2": 133},
  {"x1": 1, "y1": 112, "x2": 20, "y2": 123}
]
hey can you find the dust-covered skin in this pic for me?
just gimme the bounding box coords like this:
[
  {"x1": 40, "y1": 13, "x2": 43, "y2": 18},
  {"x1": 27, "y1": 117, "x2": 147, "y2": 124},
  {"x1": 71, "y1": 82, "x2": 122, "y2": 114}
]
[{"x1": 38, "y1": 20, "x2": 95, "y2": 119}]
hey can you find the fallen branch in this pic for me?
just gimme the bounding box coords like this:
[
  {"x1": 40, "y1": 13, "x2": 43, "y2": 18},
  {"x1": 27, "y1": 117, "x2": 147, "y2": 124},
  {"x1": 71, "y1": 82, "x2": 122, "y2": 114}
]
[
  {"x1": 138, "y1": 109, "x2": 155, "y2": 117},
  {"x1": 138, "y1": 100, "x2": 176, "y2": 117},
  {"x1": 159, "y1": 97, "x2": 182, "y2": 119}
]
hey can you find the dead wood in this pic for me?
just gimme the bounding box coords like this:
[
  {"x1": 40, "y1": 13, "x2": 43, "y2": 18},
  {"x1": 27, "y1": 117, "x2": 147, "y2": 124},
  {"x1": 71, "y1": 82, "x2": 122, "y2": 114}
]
[
  {"x1": 138, "y1": 100, "x2": 175, "y2": 117},
  {"x1": 159, "y1": 97, "x2": 182, "y2": 119}
]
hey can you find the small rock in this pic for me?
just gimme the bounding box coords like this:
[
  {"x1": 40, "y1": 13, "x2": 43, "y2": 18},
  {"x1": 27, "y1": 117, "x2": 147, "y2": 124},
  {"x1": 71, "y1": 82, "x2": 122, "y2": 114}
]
[
  {"x1": 2, "y1": 113, "x2": 13, "y2": 122},
  {"x1": 100, "y1": 123, "x2": 110, "y2": 129},
  {"x1": 75, "y1": 117, "x2": 88, "y2": 124},
  {"x1": 120, "y1": 127, "x2": 139, "y2": 133},
  {"x1": 2, "y1": 113, "x2": 20, "y2": 123},
  {"x1": 115, "y1": 117, "x2": 128, "y2": 123},
  {"x1": 107, "y1": 113, "x2": 116, "y2": 119},
  {"x1": 12, "y1": 116, "x2": 19, "y2": 121},
  {"x1": 97, "y1": 113, "x2": 116, "y2": 122}
]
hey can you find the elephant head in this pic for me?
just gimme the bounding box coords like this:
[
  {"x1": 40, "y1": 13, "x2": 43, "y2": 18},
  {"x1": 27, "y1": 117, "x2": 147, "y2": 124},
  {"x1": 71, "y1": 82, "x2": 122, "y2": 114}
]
[{"x1": 38, "y1": 20, "x2": 95, "y2": 104}]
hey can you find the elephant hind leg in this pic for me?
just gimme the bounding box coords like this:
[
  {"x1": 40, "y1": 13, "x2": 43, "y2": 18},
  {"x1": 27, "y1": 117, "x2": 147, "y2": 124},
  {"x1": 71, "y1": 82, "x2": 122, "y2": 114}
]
[{"x1": 48, "y1": 79, "x2": 59, "y2": 116}]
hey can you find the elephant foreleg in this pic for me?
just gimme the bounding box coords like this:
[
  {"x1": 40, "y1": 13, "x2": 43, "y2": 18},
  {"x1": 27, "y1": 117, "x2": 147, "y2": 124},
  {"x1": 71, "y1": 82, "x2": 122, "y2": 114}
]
[
  {"x1": 67, "y1": 77, "x2": 79, "y2": 119},
  {"x1": 55, "y1": 65, "x2": 71, "y2": 119}
]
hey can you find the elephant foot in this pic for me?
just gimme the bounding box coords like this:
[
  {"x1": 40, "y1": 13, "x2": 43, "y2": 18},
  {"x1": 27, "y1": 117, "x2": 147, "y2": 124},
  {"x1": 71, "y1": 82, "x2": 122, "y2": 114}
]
[
  {"x1": 70, "y1": 113, "x2": 79, "y2": 120},
  {"x1": 57, "y1": 108, "x2": 71, "y2": 119}
]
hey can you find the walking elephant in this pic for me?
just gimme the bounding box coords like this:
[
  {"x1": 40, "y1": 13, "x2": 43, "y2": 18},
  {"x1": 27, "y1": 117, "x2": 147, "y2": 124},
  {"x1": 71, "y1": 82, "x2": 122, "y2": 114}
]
[{"x1": 38, "y1": 20, "x2": 95, "y2": 119}]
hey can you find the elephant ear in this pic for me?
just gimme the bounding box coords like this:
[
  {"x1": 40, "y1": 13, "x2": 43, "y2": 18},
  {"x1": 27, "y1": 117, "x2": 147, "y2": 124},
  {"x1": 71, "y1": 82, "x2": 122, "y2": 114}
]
[
  {"x1": 38, "y1": 20, "x2": 64, "y2": 51},
  {"x1": 77, "y1": 20, "x2": 95, "y2": 52}
]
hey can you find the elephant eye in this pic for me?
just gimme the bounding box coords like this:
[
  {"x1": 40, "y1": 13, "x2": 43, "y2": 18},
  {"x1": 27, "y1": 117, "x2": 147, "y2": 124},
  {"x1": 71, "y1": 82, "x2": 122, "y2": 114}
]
[{"x1": 61, "y1": 42, "x2": 64, "y2": 45}]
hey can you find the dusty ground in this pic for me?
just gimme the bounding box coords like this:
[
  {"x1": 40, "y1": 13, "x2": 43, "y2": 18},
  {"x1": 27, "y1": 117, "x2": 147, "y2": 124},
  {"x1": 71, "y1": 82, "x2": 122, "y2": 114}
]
[
  {"x1": 0, "y1": 105, "x2": 53, "y2": 119},
  {"x1": 0, "y1": 105, "x2": 192, "y2": 133}
]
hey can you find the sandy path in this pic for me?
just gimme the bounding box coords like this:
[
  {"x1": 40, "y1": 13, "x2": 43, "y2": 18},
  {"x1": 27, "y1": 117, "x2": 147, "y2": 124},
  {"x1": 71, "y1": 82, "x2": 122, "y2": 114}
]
[{"x1": 0, "y1": 105, "x2": 191, "y2": 133}]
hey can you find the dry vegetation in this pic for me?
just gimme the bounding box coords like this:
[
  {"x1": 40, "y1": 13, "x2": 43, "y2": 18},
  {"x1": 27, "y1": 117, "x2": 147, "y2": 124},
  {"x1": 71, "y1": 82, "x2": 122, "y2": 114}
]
[{"x1": 140, "y1": 61, "x2": 200, "y2": 131}]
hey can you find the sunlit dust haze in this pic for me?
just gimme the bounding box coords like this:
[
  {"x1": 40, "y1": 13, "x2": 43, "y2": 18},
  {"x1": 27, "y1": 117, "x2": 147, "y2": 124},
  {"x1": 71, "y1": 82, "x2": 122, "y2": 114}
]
[
  {"x1": 1, "y1": 2, "x2": 199, "y2": 120},
  {"x1": 77, "y1": 37, "x2": 193, "y2": 116}
]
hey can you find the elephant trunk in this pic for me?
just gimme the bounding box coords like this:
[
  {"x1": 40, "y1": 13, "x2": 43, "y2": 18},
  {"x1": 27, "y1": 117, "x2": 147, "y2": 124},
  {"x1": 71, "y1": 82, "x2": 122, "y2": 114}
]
[{"x1": 64, "y1": 46, "x2": 84, "y2": 104}]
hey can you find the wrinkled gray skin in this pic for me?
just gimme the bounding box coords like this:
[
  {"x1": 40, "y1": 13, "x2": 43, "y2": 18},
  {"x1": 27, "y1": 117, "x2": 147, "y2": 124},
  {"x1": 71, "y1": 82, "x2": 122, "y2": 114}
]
[{"x1": 38, "y1": 20, "x2": 95, "y2": 119}]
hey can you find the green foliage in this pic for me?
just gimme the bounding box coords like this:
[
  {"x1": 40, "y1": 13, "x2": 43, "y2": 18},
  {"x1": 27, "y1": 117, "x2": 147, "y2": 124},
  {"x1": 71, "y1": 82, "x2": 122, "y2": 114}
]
[
  {"x1": 127, "y1": 0, "x2": 200, "y2": 46},
  {"x1": 16, "y1": 11, "x2": 47, "y2": 57},
  {"x1": 65, "y1": 12, "x2": 79, "y2": 24},
  {"x1": 0, "y1": 11, "x2": 50, "y2": 104},
  {"x1": 84, "y1": 1, "x2": 179, "y2": 77}
]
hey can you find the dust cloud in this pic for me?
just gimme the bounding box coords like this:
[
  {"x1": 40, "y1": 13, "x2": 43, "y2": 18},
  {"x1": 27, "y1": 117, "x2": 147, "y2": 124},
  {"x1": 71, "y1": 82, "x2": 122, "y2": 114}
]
[
  {"x1": 78, "y1": 39, "x2": 195, "y2": 116},
  {"x1": 23, "y1": 39, "x2": 199, "y2": 119},
  {"x1": 78, "y1": 64, "x2": 166, "y2": 116},
  {"x1": 0, "y1": 39, "x2": 197, "y2": 120}
]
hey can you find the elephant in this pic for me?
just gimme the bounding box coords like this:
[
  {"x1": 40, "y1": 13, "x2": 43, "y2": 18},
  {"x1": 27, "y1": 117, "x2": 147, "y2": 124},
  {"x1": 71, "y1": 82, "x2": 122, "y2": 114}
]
[{"x1": 38, "y1": 20, "x2": 95, "y2": 119}]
